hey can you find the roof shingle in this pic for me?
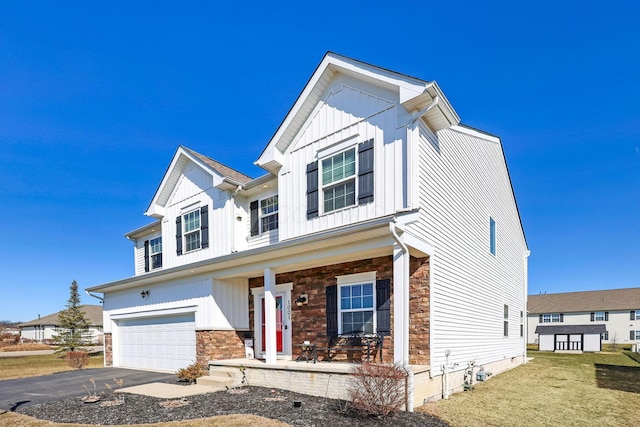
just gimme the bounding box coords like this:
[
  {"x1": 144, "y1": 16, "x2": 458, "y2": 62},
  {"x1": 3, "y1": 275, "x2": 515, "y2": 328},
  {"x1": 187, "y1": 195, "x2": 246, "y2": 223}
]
[
  {"x1": 528, "y1": 288, "x2": 640, "y2": 314},
  {"x1": 18, "y1": 305, "x2": 103, "y2": 327}
]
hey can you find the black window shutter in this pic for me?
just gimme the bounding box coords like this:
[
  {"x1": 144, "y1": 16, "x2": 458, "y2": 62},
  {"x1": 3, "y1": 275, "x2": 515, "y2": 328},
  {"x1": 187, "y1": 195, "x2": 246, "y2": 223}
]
[
  {"x1": 539, "y1": 314, "x2": 543, "y2": 323},
  {"x1": 250, "y1": 201, "x2": 259, "y2": 236},
  {"x1": 632, "y1": 330, "x2": 636, "y2": 340},
  {"x1": 376, "y1": 279, "x2": 391, "y2": 336},
  {"x1": 631, "y1": 310, "x2": 636, "y2": 321},
  {"x1": 306, "y1": 161, "x2": 319, "y2": 219},
  {"x1": 200, "y1": 205, "x2": 209, "y2": 249},
  {"x1": 143, "y1": 240, "x2": 150, "y2": 272},
  {"x1": 590, "y1": 312, "x2": 594, "y2": 322},
  {"x1": 176, "y1": 216, "x2": 183, "y2": 255},
  {"x1": 358, "y1": 139, "x2": 374, "y2": 205},
  {"x1": 326, "y1": 285, "x2": 338, "y2": 337},
  {"x1": 605, "y1": 311, "x2": 609, "y2": 321},
  {"x1": 560, "y1": 313, "x2": 564, "y2": 322}
]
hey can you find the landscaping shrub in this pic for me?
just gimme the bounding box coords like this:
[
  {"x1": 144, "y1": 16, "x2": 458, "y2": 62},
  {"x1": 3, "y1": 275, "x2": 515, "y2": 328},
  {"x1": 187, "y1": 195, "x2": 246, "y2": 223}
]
[
  {"x1": 347, "y1": 362, "x2": 407, "y2": 418},
  {"x1": 65, "y1": 350, "x2": 89, "y2": 368},
  {"x1": 176, "y1": 362, "x2": 205, "y2": 383}
]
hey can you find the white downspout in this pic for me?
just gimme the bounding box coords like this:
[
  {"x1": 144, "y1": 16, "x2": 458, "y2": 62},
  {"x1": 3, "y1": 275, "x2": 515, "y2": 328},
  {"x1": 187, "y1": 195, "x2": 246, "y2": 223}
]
[
  {"x1": 523, "y1": 250, "x2": 531, "y2": 363},
  {"x1": 85, "y1": 290, "x2": 104, "y2": 303}
]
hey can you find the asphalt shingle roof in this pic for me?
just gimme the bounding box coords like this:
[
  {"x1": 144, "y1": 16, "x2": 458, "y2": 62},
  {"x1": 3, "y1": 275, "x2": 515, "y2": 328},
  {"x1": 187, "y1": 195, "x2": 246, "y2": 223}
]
[
  {"x1": 535, "y1": 324, "x2": 606, "y2": 335},
  {"x1": 18, "y1": 305, "x2": 103, "y2": 327},
  {"x1": 182, "y1": 146, "x2": 253, "y2": 185},
  {"x1": 528, "y1": 288, "x2": 640, "y2": 314}
]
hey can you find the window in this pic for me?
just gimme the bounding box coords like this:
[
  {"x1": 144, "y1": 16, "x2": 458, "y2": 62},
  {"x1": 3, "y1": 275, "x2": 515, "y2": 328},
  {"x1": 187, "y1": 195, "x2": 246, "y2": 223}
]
[
  {"x1": 150, "y1": 237, "x2": 162, "y2": 269},
  {"x1": 632, "y1": 330, "x2": 640, "y2": 341},
  {"x1": 631, "y1": 310, "x2": 640, "y2": 321},
  {"x1": 260, "y1": 196, "x2": 279, "y2": 232},
  {"x1": 489, "y1": 217, "x2": 496, "y2": 255},
  {"x1": 176, "y1": 205, "x2": 208, "y2": 255},
  {"x1": 520, "y1": 311, "x2": 524, "y2": 337},
  {"x1": 504, "y1": 304, "x2": 509, "y2": 337},
  {"x1": 322, "y1": 148, "x2": 356, "y2": 213},
  {"x1": 340, "y1": 282, "x2": 375, "y2": 334},
  {"x1": 542, "y1": 313, "x2": 563, "y2": 323},
  {"x1": 306, "y1": 139, "x2": 374, "y2": 219},
  {"x1": 602, "y1": 331, "x2": 609, "y2": 341},
  {"x1": 183, "y1": 210, "x2": 201, "y2": 252}
]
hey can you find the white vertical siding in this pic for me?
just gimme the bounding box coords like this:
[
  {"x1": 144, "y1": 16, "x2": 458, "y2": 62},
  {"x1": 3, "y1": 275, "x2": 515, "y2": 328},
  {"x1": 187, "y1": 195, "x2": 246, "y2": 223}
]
[
  {"x1": 279, "y1": 76, "x2": 406, "y2": 240},
  {"x1": 159, "y1": 160, "x2": 235, "y2": 269},
  {"x1": 103, "y1": 274, "x2": 248, "y2": 332},
  {"x1": 409, "y1": 123, "x2": 528, "y2": 375}
]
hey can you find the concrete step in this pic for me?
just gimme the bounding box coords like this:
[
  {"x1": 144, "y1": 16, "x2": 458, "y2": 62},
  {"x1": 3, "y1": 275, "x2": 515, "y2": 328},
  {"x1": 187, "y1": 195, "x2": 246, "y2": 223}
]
[{"x1": 197, "y1": 366, "x2": 244, "y2": 388}]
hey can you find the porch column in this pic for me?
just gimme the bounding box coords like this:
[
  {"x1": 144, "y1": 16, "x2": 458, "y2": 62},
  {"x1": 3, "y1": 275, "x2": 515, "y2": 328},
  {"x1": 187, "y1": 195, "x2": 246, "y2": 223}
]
[
  {"x1": 263, "y1": 268, "x2": 277, "y2": 364},
  {"x1": 393, "y1": 242, "x2": 410, "y2": 363}
]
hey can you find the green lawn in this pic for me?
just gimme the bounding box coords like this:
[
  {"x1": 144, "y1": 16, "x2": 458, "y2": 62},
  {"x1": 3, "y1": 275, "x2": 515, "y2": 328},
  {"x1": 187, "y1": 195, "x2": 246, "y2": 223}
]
[{"x1": 419, "y1": 351, "x2": 640, "y2": 426}]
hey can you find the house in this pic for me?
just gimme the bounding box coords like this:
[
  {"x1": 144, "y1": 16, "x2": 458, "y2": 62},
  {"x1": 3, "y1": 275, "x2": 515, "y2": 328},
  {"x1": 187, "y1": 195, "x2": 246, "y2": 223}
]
[
  {"x1": 528, "y1": 288, "x2": 640, "y2": 350},
  {"x1": 18, "y1": 305, "x2": 104, "y2": 344},
  {"x1": 86, "y1": 52, "x2": 529, "y2": 407}
]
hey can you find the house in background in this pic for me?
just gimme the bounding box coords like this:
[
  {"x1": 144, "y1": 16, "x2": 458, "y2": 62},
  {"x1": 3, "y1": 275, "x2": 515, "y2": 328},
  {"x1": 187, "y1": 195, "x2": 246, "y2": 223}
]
[
  {"x1": 528, "y1": 288, "x2": 640, "y2": 350},
  {"x1": 18, "y1": 305, "x2": 104, "y2": 344},
  {"x1": 86, "y1": 52, "x2": 529, "y2": 407}
]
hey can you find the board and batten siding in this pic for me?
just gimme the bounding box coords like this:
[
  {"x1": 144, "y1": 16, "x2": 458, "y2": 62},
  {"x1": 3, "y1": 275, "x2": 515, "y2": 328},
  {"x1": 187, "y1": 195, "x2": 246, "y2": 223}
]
[
  {"x1": 278, "y1": 76, "x2": 407, "y2": 240},
  {"x1": 160, "y1": 160, "x2": 236, "y2": 269},
  {"x1": 102, "y1": 274, "x2": 249, "y2": 333},
  {"x1": 409, "y1": 123, "x2": 527, "y2": 375}
]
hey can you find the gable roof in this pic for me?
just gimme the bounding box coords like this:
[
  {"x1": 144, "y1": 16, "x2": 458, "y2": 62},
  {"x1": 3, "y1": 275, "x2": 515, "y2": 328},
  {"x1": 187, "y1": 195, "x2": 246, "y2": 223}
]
[
  {"x1": 528, "y1": 288, "x2": 640, "y2": 314},
  {"x1": 535, "y1": 324, "x2": 606, "y2": 335},
  {"x1": 18, "y1": 305, "x2": 103, "y2": 327},
  {"x1": 256, "y1": 51, "x2": 460, "y2": 174},
  {"x1": 145, "y1": 146, "x2": 253, "y2": 218}
]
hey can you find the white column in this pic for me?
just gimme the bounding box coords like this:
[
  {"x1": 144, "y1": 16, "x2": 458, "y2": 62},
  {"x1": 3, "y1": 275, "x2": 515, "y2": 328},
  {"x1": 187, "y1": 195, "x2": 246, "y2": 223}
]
[
  {"x1": 263, "y1": 267, "x2": 277, "y2": 364},
  {"x1": 393, "y1": 243, "x2": 410, "y2": 363}
]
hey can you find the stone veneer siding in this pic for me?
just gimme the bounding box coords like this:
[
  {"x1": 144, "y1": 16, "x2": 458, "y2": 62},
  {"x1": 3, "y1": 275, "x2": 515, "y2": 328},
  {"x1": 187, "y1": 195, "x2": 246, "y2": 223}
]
[
  {"x1": 196, "y1": 330, "x2": 247, "y2": 367},
  {"x1": 248, "y1": 255, "x2": 430, "y2": 365},
  {"x1": 104, "y1": 333, "x2": 113, "y2": 366}
]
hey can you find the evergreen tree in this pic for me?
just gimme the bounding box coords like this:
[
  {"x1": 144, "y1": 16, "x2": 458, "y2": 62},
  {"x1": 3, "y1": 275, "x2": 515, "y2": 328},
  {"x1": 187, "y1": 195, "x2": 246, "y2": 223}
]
[{"x1": 54, "y1": 280, "x2": 92, "y2": 353}]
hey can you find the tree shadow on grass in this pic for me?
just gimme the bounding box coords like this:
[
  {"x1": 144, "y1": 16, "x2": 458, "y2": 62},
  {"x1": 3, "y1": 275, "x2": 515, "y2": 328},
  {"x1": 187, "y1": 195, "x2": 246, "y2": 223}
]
[{"x1": 594, "y1": 364, "x2": 640, "y2": 393}]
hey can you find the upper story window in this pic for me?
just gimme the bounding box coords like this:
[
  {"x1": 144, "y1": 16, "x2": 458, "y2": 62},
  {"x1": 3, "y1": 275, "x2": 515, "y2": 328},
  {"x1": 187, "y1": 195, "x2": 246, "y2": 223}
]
[
  {"x1": 322, "y1": 148, "x2": 356, "y2": 213},
  {"x1": 631, "y1": 310, "x2": 640, "y2": 320},
  {"x1": 306, "y1": 139, "x2": 374, "y2": 219},
  {"x1": 144, "y1": 237, "x2": 162, "y2": 272},
  {"x1": 592, "y1": 311, "x2": 608, "y2": 322},
  {"x1": 150, "y1": 237, "x2": 162, "y2": 269},
  {"x1": 250, "y1": 196, "x2": 279, "y2": 236},
  {"x1": 176, "y1": 205, "x2": 209, "y2": 255},
  {"x1": 489, "y1": 217, "x2": 496, "y2": 255},
  {"x1": 542, "y1": 313, "x2": 563, "y2": 323},
  {"x1": 183, "y1": 210, "x2": 201, "y2": 252}
]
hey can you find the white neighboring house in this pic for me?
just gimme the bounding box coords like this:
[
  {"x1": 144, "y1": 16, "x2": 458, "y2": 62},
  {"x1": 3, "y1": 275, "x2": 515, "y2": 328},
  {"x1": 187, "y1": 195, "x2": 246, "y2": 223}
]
[
  {"x1": 528, "y1": 288, "x2": 640, "y2": 349},
  {"x1": 86, "y1": 52, "x2": 529, "y2": 406},
  {"x1": 18, "y1": 305, "x2": 103, "y2": 344}
]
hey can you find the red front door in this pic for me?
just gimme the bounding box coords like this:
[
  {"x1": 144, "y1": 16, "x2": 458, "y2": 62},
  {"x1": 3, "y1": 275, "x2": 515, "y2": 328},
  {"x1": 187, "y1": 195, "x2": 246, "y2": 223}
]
[{"x1": 261, "y1": 295, "x2": 283, "y2": 352}]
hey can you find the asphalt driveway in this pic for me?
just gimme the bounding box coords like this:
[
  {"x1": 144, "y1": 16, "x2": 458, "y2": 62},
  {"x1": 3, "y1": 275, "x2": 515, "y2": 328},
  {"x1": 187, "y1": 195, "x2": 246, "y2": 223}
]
[{"x1": 0, "y1": 368, "x2": 176, "y2": 411}]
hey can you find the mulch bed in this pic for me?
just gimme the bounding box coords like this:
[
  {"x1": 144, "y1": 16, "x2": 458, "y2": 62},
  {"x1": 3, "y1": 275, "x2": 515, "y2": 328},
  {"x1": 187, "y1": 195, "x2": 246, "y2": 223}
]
[{"x1": 17, "y1": 386, "x2": 449, "y2": 426}]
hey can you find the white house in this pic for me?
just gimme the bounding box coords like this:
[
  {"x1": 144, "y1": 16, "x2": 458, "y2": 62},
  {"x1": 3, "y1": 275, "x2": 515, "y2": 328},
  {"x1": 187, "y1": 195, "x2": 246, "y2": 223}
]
[
  {"x1": 528, "y1": 288, "x2": 640, "y2": 349},
  {"x1": 87, "y1": 52, "x2": 529, "y2": 406},
  {"x1": 19, "y1": 305, "x2": 104, "y2": 344}
]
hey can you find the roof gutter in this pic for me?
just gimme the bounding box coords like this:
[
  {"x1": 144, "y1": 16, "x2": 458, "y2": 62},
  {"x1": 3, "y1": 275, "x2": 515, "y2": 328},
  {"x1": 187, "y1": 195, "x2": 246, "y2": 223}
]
[{"x1": 85, "y1": 289, "x2": 104, "y2": 303}]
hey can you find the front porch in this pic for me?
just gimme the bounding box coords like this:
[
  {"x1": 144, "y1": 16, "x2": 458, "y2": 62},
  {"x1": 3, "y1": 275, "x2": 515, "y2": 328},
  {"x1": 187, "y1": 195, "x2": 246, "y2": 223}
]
[{"x1": 205, "y1": 358, "x2": 434, "y2": 410}]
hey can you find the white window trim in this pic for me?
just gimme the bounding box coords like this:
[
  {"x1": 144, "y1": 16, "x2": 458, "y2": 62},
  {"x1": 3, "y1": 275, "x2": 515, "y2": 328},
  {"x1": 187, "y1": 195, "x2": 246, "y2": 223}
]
[
  {"x1": 259, "y1": 195, "x2": 279, "y2": 233},
  {"x1": 149, "y1": 236, "x2": 162, "y2": 270},
  {"x1": 183, "y1": 208, "x2": 202, "y2": 253},
  {"x1": 337, "y1": 272, "x2": 376, "y2": 335},
  {"x1": 594, "y1": 311, "x2": 605, "y2": 322},
  {"x1": 320, "y1": 146, "x2": 358, "y2": 215}
]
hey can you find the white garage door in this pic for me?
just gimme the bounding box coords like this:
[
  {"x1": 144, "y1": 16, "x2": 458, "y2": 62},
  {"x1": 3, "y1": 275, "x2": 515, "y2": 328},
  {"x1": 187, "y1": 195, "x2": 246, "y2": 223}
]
[{"x1": 118, "y1": 314, "x2": 196, "y2": 372}]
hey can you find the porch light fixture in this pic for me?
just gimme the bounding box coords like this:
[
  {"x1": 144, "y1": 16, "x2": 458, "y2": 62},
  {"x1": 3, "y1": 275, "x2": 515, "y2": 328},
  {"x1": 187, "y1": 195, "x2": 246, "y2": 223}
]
[
  {"x1": 295, "y1": 295, "x2": 308, "y2": 307},
  {"x1": 141, "y1": 290, "x2": 150, "y2": 298}
]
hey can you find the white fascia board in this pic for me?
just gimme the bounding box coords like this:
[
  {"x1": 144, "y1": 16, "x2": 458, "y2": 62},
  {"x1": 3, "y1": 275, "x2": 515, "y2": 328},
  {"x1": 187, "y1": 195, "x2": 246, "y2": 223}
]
[
  {"x1": 450, "y1": 124, "x2": 501, "y2": 144},
  {"x1": 125, "y1": 220, "x2": 162, "y2": 239},
  {"x1": 145, "y1": 146, "x2": 218, "y2": 216}
]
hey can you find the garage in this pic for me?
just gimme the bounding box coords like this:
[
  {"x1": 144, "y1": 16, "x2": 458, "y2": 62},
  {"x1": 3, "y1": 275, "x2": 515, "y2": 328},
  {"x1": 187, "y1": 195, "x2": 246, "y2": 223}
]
[{"x1": 117, "y1": 314, "x2": 196, "y2": 372}]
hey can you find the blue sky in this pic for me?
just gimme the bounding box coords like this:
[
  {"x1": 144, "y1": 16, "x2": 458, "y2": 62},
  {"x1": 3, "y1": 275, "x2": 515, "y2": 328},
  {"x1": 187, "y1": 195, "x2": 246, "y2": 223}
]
[{"x1": 1, "y1": 2, "x2": 638, "y2": 322}]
